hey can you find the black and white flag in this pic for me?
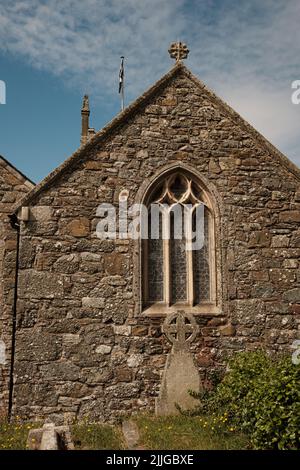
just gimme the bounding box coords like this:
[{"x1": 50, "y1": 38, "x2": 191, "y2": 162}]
[{"x1": 119, "y1": 56, "x2": 124, "y2": 94}]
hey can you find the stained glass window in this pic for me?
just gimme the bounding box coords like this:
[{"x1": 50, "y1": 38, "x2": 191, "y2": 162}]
[
  {"x1": 143, "y1": 171, "x2": 214, "y2": 308},
  {"x1": 148, "y1": 213, "x2": 163, "y2": 302},
  {"x1": 193, "y1": 207, "x2": 210, "y2": 303}
]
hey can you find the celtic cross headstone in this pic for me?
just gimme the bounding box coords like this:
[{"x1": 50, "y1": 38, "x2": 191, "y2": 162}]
[{"x1": 156, "y1": 311, "x2": 201, "y2": 415}]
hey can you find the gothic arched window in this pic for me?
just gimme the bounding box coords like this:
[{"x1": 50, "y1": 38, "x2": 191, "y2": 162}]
[{"x1": 142, "y1": 171, "x2": 216, "y2": 313}]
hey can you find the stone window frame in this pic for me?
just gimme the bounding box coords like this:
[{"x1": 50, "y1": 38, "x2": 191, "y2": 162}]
[{"x1": 134, "y1": 162, "x2": 224, "y2": 317}]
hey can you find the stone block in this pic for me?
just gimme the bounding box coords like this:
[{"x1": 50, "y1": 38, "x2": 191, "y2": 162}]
[
  {"x1": 114, "y1": 325, "x2": 131, "y2": 336},
  {"x1": 271, "y1": 235, "x2": 290, "y2": 248},
  {"x1": 220, "y1": 324, "x2": 236, "y2": 336},
  {"x1": 82, "y1": 297, "x2": 105, "y2": 308},
  {"x1": 248, "y1": 230, "x2": 271, "y2": 247},
  {"x1": 65, "y1": 217, "x2": 90, "y2": 237},
  {"x1": 39, "y1": 362, "x2": 80, "y2": 382},
  {"x1": 131, "y1": 325, "x2": 149, "y2": 336},
  {"x1": 127, "y1": 354, "x2": 143, "y2": 368},
  {"x1": 95, "y1": 345, "x2": 112, "y2": 354},
  {"x1": 16, "y1": 330, "x2": 62, "y2": 362},
  {"x1": 19, "y1": 270, "x2": 64, "y2": 299},
  {"x1": 279, "y1": 211, "x2": 300, "y2": 223},
  {"x1": 283, "y1": 288, "x2": 300, "y2": 303},
  {"x1": 283, "y1": 259, "x2": 298, "y2": 269},
  {"x1": 115, "y1": 367, "x2": 132, "y2": 382},
  {"x1": 269, "y1": 269, "x2": 296, "y2": 286}
]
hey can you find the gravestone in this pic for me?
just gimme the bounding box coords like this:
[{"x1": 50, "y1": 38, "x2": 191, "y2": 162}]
[
  {"x1": 156, "y1": 311, "x2": 201, "y2": 415},
  {"x1": 27, "y1": 422, "x2": 74, "y2": 450}
]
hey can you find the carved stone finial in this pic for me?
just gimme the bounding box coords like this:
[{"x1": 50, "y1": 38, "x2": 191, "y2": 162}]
[
  {"x1": 82, "y1": 94, "x2": 89, "y2": 112},
  {"x1": 168, "y1": 42, "x2": 189, "y2": 62},
  {"x1": 81, "y1": 94, "x2": 90, "y2": 146}
]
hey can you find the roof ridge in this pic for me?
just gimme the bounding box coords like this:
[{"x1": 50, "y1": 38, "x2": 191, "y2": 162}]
[
  {"x1": 13, "y1": 62, "x2": 300, "y2": 212},
  {"x1": 0, "y1": 155, "x2": 35, "y2": 187}
]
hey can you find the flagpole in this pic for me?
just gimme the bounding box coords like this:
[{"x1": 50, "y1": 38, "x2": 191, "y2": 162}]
[
  {"x1": 121, "y1": 73, "x2": 124, "y2": 111},
  {"x1": 120, "y1": 56, "x2": 124, "y2": 112}
]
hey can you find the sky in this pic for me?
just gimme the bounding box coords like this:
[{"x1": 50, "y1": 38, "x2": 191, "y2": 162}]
[{"x1": 0, "y1": 0, "x2": 299, "y2": 183}]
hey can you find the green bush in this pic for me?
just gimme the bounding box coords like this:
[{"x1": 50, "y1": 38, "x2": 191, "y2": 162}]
[{"x1": 191, "y1": 351, "x2": 300, "y2": 450}]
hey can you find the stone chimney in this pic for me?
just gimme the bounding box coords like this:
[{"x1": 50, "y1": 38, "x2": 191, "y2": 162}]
[{"x1": 80, "y1": 94, "x2": 90, "y2": 146}]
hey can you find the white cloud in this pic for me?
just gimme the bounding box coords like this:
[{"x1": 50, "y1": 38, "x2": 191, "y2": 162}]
[
  {"x1": 0, "y1": 0, "x2": 299, "y2": 166},
  {"x1": 218, "y1": 81, "x2": 300, "y2": 167},
  {"x1": 0, "y1": 0, "x2": 186, "y2": 96}
]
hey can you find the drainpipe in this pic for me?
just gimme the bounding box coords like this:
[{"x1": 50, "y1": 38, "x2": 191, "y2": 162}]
[{"x1": 7, "y1": 213, "x2": 20, "y2": 420}]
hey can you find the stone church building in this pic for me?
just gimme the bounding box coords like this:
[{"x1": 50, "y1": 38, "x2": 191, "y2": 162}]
[{"x1": 0, "y1": 44, "x2": 299, "y2": 423}]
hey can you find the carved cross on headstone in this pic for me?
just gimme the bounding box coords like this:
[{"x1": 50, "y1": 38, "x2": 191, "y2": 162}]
[
  {"x1": 162, "y1": 310, "x2": 198, "y2": 351},
  {"x1": 168, "y1": 42, "x2": 189, "y2": 62}
]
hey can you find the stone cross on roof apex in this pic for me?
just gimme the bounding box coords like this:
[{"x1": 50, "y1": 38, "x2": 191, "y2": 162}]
[{"x1": 168, "y1": 42, "x2": 189, "y2": 62}]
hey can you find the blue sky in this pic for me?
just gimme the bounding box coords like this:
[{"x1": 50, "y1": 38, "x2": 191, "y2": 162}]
[{"x1": 0, "y1": 0, "x2": 299, "y2": 183}]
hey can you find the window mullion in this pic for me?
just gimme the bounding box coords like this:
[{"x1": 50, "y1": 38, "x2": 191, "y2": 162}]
[
  {"x1": 186, "y1": 207, "x2": 194, "y2": 306},
  {"x1": 209, "y1": 211, "x2": 216, "y2": 304},
  {"x1": 163, "y1": 212, "x2": 170, "y2": 306},
  {"x1": 143, "y1": 238, "x2": 149, "y2": 306}
]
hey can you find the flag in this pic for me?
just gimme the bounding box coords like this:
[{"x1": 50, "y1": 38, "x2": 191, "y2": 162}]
[{"x1": 119, "y1": 56, "x2": 124, "y2": 94}]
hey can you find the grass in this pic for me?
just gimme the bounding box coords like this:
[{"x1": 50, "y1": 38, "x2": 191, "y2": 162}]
[
  {"x1": 134, "y1": 414, "x2": 250, "y2": 450},
  {"x1": 0, "y1": 420, "x2": 40, "y2": 450},
  {"x1": 0, "y1": 415, "x2": 249, "y2": 450},
  {"x1": 71, "y1": 422, "x2": 125, "y2": 450}
]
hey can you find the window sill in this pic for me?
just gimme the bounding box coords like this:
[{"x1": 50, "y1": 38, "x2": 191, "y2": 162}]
[{"x1": 142, "y1": 302, "x2": 222, "y2": 317}]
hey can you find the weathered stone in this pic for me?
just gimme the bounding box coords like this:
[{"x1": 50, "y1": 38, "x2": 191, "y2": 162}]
[
  {"x1": 62, "y1": 334, "x2": 81, "y2": 346},
  {"x1": 95, "y1": 345, "x2": 112, "y2": 354},
  {"x1": 127, "y1": 354, "x2": 143, "y2": 368},
  {"x1": 279, "y1": 211, "x2": 300, "y2": 223},
  {"x1": 197, "y1": 353, "x2": 213, "y2": 367},
  {"x1": 115, "y1": 367, "x2": 132, "y2": 382},
  {"x1": 19, "y1": 270, "x2": 64, "y2": 299},
  {"x1": 114, "y1": 325, "x2": 131, "y2": 336},
  {"x1": 208, "y1": 159, "x2": 221, "y2": 174},
  {"x1": 122, "y1": 420, "x2": 140, "y2": 449},
  {"x1": 54, "y1": 254, "x2": 80, "y2": 273},
  {"x1": 283, "y1": 288, "x2": 300, "y2": 303},
  {"x1": 220, "y1": 324, "x2": 236, "y2": 336},
  {"x1": 248, "y1": 230, "x2": 271, "y2": 247},
  {"x1": 108, "y1": 382, "x2": 141, "y2": 398},
  {"x1": 156, "y1": 312, "x2": 201, "y2": 415},
  {"x1": 40, "y1": 362, "x2": 80, "y2": 381},
  {"x1": 251, "y1": 271, "x2": 269, "y2": 281},
  {"x1": 0, "y1": 340, "x2": 6, "y2": 365},
  {"x1": 27, "y1": 423, "x2": 74, "y2": 450},
  {"x1": 131, "y1": 325, "x2": 149, "y2": 336},
  {"x1": 16, "y1": 330, "x2": 62, "y2": 362},
  {"x1": 265, "y1": 301, "x2": 289, "y2": 314},
  {"x1": 82, "y1": 297, "x2": 105, "y2": 308},
  {"x1": 40, "y1": 423, "x2": 59, "y2": 450},
  {"x1": 283, "y1": 259, "x2": 298, "y2": 269},
  {"x1": 161, "y1": 95, "x2": 177, "y2": 106},
  {"x1": 104, "y1": 253, "x2": 128, "y2": 275},
  {"x1": 289, "y1": 303, "x2": 300, "y2": 314},
  {"x1": 65, "y1": 218, "x2": 90, "y2": 237},
  {"x1": 269, "y1": 269, "x2": 296, "y2": 286},
  {"x1": 271, "y1": 235, "x2": 290, "y2": 248}
]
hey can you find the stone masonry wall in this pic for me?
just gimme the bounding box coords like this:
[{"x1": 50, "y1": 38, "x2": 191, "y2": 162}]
[
  {"x1": 12, "y1": 68, "x2": 300, "y2": 423},
  {"x1": 0, "y1": 158, "x2": 34, "y2": 416}
]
